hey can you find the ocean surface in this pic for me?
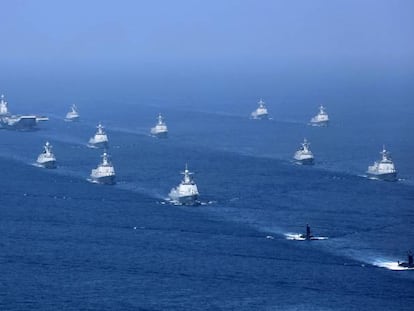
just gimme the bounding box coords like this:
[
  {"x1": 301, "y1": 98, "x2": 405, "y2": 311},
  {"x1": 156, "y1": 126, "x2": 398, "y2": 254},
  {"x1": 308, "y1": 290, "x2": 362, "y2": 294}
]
[{"x1": 1, "y1": 75, "x2": 414, "y2": 310}]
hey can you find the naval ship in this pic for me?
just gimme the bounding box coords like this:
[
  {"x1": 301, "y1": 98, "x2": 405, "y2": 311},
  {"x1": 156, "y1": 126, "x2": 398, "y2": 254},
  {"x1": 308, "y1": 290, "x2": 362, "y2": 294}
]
[
  {"x1": 367, "y1": 146, "x2": 397, "y2": 181},
  {"x1": 251, "y1": 99, "x2": 269, "y2": 119},
  {"x1": 150, "y1": 113, "x2": 168, "y2": 138},
  {"x1": 36, "y1": 141, "x2": 57, "y2": 169},
  {"x1": 169, "y1": 164, "x2": 200, "y2": 205},
  {"x1": 0, "y1": 94, "x2": 48, "y2": 130},
  {"x1": 90, "y1": 152, "x2": 116, "y2": 185},
  {"x1": 310, "y1": 105, "x2": 329, "y2": 126},
  {"x1": 65, "y1": 105, "x2": 80, "y2": 121},
  {"x1": 293, "y1": 138, "x2": 314, "y2": 165},
  {"x1": 88, "y1": 123, "x2": 109, "y2": 148}
]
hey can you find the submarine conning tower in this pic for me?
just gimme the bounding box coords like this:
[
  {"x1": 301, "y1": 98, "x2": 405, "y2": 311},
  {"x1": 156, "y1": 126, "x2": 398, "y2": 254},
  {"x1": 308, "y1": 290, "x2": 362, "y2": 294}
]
[{"x1": 306, "y1": 224, "x2": 311, "y2": 240}]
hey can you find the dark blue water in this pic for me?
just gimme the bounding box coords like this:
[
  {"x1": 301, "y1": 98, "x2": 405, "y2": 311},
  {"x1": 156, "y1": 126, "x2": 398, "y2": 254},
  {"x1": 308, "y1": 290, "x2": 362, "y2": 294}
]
[{"x1": 1, "y1": 78, "x2": 414, "y2": 310}]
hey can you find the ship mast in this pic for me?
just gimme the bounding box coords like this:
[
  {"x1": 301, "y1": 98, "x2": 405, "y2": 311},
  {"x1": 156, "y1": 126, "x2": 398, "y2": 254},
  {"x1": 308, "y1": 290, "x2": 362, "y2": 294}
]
[
  {"x1": 181, "y1": 163, "x2": 193, "y2": 184},
  {"x1": 102, "y1": 152, "x2": 110, "y2": 166},
  {"x1": 97, "y1": 123, "x2": 104, "y2": 134},
  {"x1": 319, "y1": 105, "x2": 325, "y2": 114},
  {"x1": 381, "y1": 145, "x2": 389, "y2": 161},
  {"x1": 302, "y1": 138, "x2": 310, "y2": 151},
  {"x1": 157, "y1": 113, "x2": 164, "y2": 125},
  {"x1": 44, "y1": 141, "x2": 52, "y2": 154},
  {"x1": 258, "y1": 99, "x2": 265, "y2": 108}
]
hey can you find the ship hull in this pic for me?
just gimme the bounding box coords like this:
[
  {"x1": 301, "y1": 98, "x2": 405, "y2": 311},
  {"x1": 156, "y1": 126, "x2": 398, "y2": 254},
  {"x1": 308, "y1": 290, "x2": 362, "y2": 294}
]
[
  {"x1": 294, "y1": 157, "x2": 314, "y2": 165},
  {"x1": 65, "y1": 116, "x2": 80, "y2": 122},
  {"x1": 252, "y1": 113, "x2": 269, "y2": 120},
  {"x1": 152, "y1": 131, "x2": 168, "y2": 138},
  {"x1": 366, "y1": 172, "x2": 397, "y2": 181},
  {"x1": 38, "y1": 160, "x2": 57, "y2": 169},
  {"x1": 88, "y1": 141, "x2": 108, "y2": 148},
  {"x1": 398, "y1": 263, "x2": 414, "y2": 268},
  {"x1": 310, "y1": 120, "x2": 329, "y2": 127},
  {"x1": 91, "y1": 175, "x2": 116, "y2": 185},
  {"x1": 0, "y1": 116, "x2": 38, "y2": 130},
  {"x1": 170, "y1": 194, "x2": 199, "y2": 206}
]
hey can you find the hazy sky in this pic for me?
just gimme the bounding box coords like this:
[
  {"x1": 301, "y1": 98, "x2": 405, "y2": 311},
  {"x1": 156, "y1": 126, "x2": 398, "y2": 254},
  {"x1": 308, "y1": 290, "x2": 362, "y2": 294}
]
[{"x1": 1, "y1": 0, "x2": 413, "y2": 71}]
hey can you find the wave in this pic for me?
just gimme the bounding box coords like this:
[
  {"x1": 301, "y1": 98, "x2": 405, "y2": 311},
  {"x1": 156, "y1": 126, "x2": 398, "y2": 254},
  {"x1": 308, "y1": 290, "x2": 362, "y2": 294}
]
[
  {"x1": 373, "y1": 260, "x2": 414, "y2": 271},
  {"x1": 113, "y1": 181, "x2": 166, "y2": 200}
]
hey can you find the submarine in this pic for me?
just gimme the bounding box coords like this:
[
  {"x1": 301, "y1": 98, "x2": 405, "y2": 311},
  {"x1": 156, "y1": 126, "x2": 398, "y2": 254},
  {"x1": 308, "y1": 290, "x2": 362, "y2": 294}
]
[
  {"x1": 398, "y1": 251, "x2": 414, "y2": 268},
  {"x1": 285, "y1": 224, "x2": 328, "y2": 241}
]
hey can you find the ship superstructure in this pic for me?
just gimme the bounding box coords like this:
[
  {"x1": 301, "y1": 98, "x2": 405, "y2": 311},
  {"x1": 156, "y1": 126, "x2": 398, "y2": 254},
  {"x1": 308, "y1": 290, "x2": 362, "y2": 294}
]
[{"x1": 0, "y1": 94, "x2": 9, "y2": 116}]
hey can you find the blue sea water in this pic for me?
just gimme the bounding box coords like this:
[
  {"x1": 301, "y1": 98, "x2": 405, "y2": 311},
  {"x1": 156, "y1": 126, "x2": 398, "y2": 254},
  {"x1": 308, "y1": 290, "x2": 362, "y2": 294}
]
[{"x1": 1, "y1": 73, "x2": 414, "y2": 310}]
